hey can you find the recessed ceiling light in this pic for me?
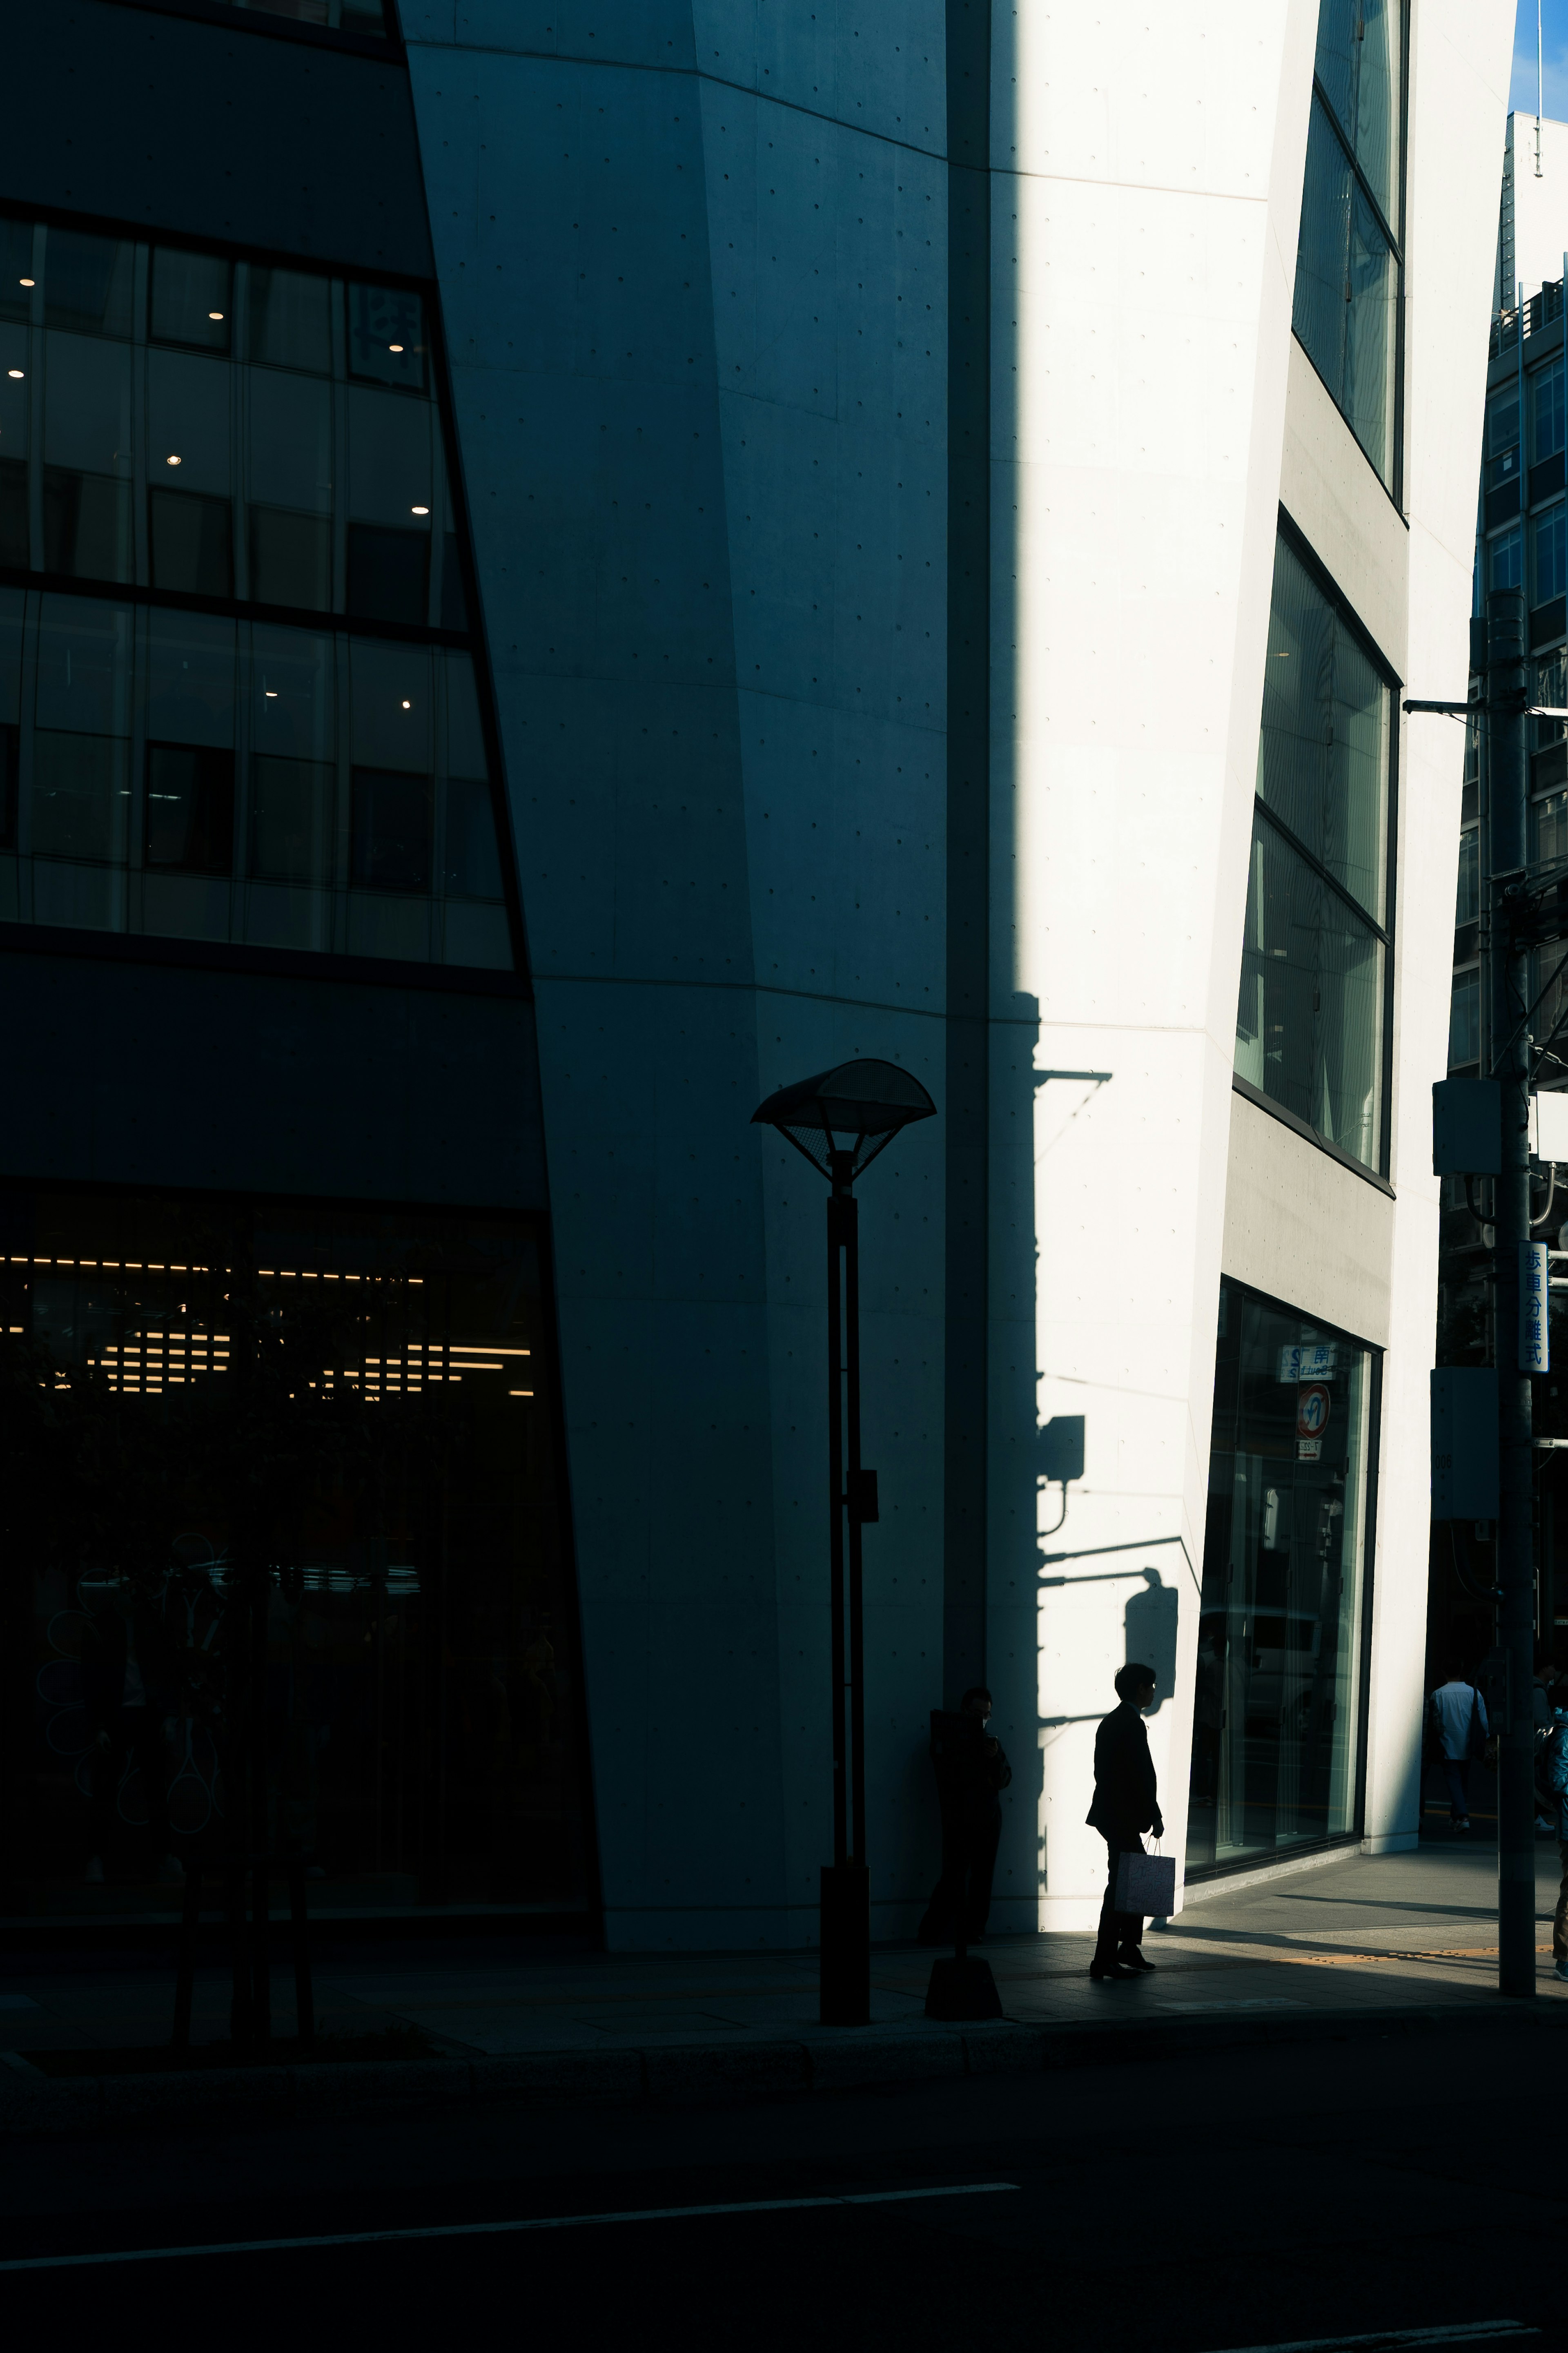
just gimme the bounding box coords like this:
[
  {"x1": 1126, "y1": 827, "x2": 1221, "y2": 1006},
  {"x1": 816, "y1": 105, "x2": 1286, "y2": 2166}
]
[
  {"x1": 166, "y1": 453, "x2": 181, "y2": 466},
  {"x1": 265, "y1": 690, "x2": 278, "y2": 698},
  {"x1": 411, "y1": 504, "x2": 429, "y2": 515},
  {"x1": 208, "y1": 310, "x2": 224, "y2": 321},
  {"x1": 18, "y1": 277, "x2": 33, "y2": 288},
  {"x1": 401, "y1": 699, "x2": 412, "y2": 709},
  {"x1": 388, "y1": 343, "x2": 404, "y2": 353},
  {"x1": 6, "y1": 369, "x2": 21, "y2": 380}
]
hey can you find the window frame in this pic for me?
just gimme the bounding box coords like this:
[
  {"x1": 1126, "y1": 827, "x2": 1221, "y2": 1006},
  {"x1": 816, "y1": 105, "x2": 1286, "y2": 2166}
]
[
  {"x1": 1293, "y1": 0, "x2": 1410, "y2": 511},
  {"x1": 1234, "y1": 510, "x2": 1400, "y2": 1187}
]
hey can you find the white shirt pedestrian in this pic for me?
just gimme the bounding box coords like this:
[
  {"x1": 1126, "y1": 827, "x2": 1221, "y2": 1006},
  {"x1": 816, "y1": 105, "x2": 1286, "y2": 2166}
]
[{"x1": 1430, "y1": 1678, "x2": 1487, "y2": 1761}]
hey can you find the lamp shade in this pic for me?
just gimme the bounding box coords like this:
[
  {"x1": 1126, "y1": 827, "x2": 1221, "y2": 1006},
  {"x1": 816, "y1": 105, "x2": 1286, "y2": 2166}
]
[{"x1": 751, "y1": 1059, "x2": 935, "y2": 1180}]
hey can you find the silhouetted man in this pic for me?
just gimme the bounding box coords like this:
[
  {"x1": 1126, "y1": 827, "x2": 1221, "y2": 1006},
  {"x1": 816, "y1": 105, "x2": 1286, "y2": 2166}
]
[
  {"x1": 918, "y1": 1686, "x2": 1011, "y2": 1945},
  {"x1": 1087, "y1": 1660, "x2": 1162, "y2": 1981}
]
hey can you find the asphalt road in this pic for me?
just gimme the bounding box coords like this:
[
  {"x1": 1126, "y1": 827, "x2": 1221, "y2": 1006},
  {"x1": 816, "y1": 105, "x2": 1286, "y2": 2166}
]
[{"x1": 1, "y1": 2014, "x2": 1565, "y2": 2353}]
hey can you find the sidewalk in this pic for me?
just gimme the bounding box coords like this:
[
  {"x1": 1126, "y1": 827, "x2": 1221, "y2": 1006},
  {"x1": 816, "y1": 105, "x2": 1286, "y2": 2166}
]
[{"x1": 3, "y1": 1843, "x2": 1566, "y2": 2135}]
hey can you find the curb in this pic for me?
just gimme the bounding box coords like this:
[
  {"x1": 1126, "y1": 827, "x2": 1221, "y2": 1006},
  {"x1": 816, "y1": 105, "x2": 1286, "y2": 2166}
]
[{"x1": 2, "y1": 1997, "x2": 1563, "y2": 2138}]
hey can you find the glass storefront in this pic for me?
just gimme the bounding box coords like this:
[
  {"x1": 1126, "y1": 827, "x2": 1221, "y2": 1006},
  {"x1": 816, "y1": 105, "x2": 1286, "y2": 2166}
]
[
  {"x1": 0, "y1": 1186, "x2": 590, "y2": 1918},
  {"x1": 1187, "y1": 1280, "x2": 1376, "y2": 1874}
]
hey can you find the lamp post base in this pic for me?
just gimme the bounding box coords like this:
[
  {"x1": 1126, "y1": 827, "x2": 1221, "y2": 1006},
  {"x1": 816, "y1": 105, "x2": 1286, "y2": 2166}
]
[
  {"x1": 924, "y1": 1953, "x2": 1002, "y2": 2021},
  {"x1": 819, "y1": 1862, "x2": 870, "y2": 2025}
]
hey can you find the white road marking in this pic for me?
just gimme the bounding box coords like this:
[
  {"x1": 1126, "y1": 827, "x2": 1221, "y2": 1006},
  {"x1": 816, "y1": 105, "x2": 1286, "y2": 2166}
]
[
  {"x1": 0, "y1": 2180, "x2": 1021, "y2": 2273},
  {"x1": 1204, "y1": 2322, "x2": 1539, "y2": 2352}
]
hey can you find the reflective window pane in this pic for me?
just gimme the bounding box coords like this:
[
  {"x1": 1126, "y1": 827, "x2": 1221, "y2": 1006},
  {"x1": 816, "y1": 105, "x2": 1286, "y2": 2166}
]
[
  {"x1": 249, "y1": 267, "x2": 332, "y2": 375},
  {"x1": 145, "y1": 743, "x2": 234, "y2": 874},
  {"x1": 351, "y1": 639, "x2": 432, "y2": 769},
  {"x1": 252, "y1": 625, "x2": 334, "y2": 760},
  {"x1": 1492, "y1": 528, "x2": 1523, "y2": 590},
  {"x1": 1293, "y1": 96, "x2": 1396, "y2": 486},
  {"x1": 1235, "y1": 812, "x2": 1385, "y2": 1169},
  {"x1": 146, "y1": 611, "x2": 236, "y2": 747},
  {"x1": 1187, "y1": 1281, "x2": 1373, "y2": 1872},
  {"x1": 444, "y1": 776, "x2": 503, "y2": 900},
  {"x1": 347, "y1": 283, "x2": 427, "y2": 392},
  {"x1": 36, "y1": 596, "x2": 132, "y2": 736},
  {"x1": 30, "y1": 730, "x2": 129, "y2": 863},
  {"x1": 150, "y1": 248, "x2": 232, "y2": 354},
  {"x1": 147, "y1": 349, "x2": 230, "y2": 496},
  {"x1": 42, "y1": 230, "x2": 134, "y2": 339},
  {"x1": 250, "y1": 754, "x2": 335, "y2": 885},
  {"x1": 352, "y1": 767, "x2": 432, "y2": 892},
  {"x1": 1256, "y1": 536, "x2": 1388, "y2": 922},
  {"x1": 1312, "y1": 0, "x2": 1399, "y2": 223},
  {"x1": 1536, "y1": 362, "x2": 1566, "y2": 465},
  {"x1": 249, "y1": 369, "x2": 333, "y2": 513},
  {"x1": 1535, "y1": 505, "x2": 1567, "y2": 606},
  {"x1": 1448, "y1": 969, "x2": 1481, "y2": 1069},
  {"x1": 0, "y1": 219, "x2": 33, "y2": 326},
  {"x1": 1455, "y1": 827, "x2": 1478, "y2": 926}
]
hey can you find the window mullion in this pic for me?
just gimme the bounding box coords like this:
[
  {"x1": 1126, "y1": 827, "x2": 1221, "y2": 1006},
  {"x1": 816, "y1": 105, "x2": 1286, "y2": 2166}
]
[
  {"x1": 1253, "y1": 796, "x2": 1390, "y2": 945},
  {"x1": 1311, "y1": 75, "x2": 1402, "y2": 264}
]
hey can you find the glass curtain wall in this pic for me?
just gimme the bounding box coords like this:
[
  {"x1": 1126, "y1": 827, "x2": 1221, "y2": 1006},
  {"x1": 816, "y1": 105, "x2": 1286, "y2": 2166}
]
[
  {"x1": 0, "y1": 1187, "x2": 588, "y2": 1916},
  {"x1": 0, "y1": 218, "x2": 510, "y2": 968},
  {"x1": 1234, "y1": 534, "x2": 1392, "y2": 1169},
  {"x1": 1187, "y1": 1281, "x2": 1375, "y2": 1873},
  {"x1": 1292, "y1": 0, "x2": 1402, "y2": 488}
]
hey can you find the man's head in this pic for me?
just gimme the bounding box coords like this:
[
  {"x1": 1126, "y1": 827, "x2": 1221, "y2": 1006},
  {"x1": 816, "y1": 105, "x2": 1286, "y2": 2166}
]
[
  {"x1": 960, "y1": 1686, "x2": 992, "y2": 1722},
  {"x1": 1115, "y1": 1662, "x2": 1157, "y2": 1710}
]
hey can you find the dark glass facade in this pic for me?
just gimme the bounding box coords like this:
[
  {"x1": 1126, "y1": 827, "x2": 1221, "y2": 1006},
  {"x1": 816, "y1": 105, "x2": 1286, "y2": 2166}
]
[
  {"x1": 0, "y1": 219, "x2": 507, "y2": 968},
  {"x1": 1187, "y1": 1280, "x2": 1375, "y2": 1874},
  {"x1": 1, "y1": 1186, "x2": 587, "y2": 1916}
]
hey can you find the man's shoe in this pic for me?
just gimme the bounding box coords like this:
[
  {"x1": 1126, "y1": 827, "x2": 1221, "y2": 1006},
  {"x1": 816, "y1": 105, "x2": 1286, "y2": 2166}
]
[
  {"x1": 1555, "y1": 1958, "x2": 1568, "y2": 1982},
  {"x1": 1116, "y1": 1949, "x2": 1156, "y2": 1973},
  {"x1": 1089, "y1": 1963, "x2": 1138, "y2": 1981},
  {"x1": 1454, "y1": 1818, "x2": 1471, "y2": 1831}
]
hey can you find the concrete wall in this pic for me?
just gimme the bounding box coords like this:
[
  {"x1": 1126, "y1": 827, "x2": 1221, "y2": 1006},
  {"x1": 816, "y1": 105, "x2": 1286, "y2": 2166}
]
[
  {"x1": 403, "y1": 2, "x2": 951, "y2": 1947},
  {"x1": 986, "y1": 0, "x2": 1512, "y2": 1931}
]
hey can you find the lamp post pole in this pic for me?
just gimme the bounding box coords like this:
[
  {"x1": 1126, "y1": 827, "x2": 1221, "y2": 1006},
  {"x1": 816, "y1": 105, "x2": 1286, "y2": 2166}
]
[
  {"x1": 822, "y1": 1150, "x2": 871, "y2": 2023},
  {"x1": 750, "y1": 1060, "x2": 935, "y2": 2029}
]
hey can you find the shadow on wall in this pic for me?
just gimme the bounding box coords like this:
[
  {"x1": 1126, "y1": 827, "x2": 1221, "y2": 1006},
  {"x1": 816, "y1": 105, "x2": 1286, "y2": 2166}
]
[{"x1": 1126, "y1": 1570, "x2": 1178, "y2": 1713}]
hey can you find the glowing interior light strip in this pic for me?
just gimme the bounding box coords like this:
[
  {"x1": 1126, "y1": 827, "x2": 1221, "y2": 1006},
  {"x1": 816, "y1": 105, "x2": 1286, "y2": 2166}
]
[{"x1": 508, "y1": 1389, "x2": 535, "y2": 1398}]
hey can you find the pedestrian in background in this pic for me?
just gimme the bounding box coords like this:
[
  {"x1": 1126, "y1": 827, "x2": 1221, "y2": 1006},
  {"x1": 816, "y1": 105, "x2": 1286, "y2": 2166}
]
[
  {"x1": 1086, "y1": 1661, "x2": 1162, "y2": 1982},
  {"x1": 1427, "y1": 1664, "x2": 1488, "y2": 1832}
]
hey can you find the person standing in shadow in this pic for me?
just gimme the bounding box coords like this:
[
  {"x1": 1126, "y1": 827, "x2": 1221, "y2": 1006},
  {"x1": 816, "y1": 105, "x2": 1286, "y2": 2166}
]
[
  {"x1": 1087, "y1": 1661, "x2": 1162, "y2": 1981},
  {"x1": 917, "y1": 1687, "x2": 1012, "y2": 1945}
]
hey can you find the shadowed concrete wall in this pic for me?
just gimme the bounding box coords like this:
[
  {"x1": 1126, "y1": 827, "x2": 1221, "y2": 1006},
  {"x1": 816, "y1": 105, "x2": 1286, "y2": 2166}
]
[{"x1": 403, "y1": 3, "x2": 951, "y2": 1947}]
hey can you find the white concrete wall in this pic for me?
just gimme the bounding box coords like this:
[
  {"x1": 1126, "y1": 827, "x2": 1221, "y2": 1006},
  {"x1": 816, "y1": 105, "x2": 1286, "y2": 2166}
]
[
  {"x1": 986, "y1": 0, "x2": 1324, "y2": 1930},
  {"x1": 987, "y1": 0, "x2": 1512, "y2": 1931}
]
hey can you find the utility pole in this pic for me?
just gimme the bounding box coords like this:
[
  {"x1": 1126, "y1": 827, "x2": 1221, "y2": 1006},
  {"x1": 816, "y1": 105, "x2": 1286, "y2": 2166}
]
[
  {"x1": 1409, "y1": 576, "x2": 1544, "y2": 1999},
  {"x1": 1489, "y1": 584, "x2": 1538, "y2": 1999}
]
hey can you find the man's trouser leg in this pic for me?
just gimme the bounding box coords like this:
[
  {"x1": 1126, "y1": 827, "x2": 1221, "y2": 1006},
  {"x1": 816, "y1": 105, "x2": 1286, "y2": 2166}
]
[
  {"x1": 1091, "y1": 1835, "x2": 1144, "y2": 1970},
  {"x1": 1443, "y1": 1757, "x2": 1470, "y2": 1822},
  {"x1": 962, "y1": 1814, "x2": 1001, "y2": 1940}
]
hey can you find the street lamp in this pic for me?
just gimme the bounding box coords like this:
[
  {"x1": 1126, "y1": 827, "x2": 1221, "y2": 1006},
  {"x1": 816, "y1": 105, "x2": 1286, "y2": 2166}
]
[{"x1": 751, "y1": 1058, "x2": 936, "y2": 2025}]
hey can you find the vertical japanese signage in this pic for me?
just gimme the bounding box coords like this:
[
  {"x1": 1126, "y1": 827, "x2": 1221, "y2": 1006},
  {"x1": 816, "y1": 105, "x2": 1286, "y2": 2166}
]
[{"x1": 1521, "y1": 1241, "x2": 1549, "y2": 1373}]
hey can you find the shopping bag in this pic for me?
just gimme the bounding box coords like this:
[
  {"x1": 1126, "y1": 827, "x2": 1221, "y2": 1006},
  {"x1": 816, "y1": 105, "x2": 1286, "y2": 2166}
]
[{"x1": 1114, "y1": 1846, "x2": 1176, "y2": 1916}]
